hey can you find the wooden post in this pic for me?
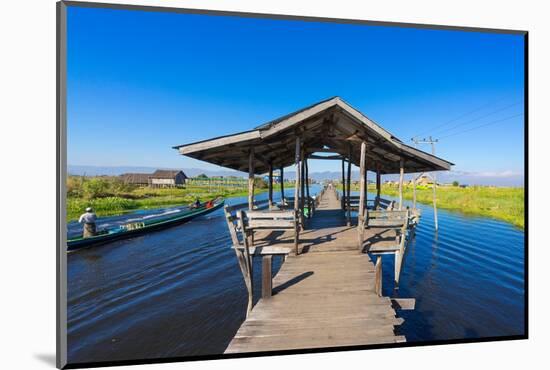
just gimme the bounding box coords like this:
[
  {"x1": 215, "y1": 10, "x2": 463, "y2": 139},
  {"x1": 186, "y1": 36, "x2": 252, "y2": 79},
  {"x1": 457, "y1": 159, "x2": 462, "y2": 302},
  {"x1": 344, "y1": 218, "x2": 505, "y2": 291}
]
[
  {"x1": 363, "y1": 163, "x2": 368, "y2": 206},
  {"x1": 375, "y1": 255, "x2": 382, "y2": 297},
  {"x1": 346, "y1": 145, "x2": 352, "y2": 226},
  {"x1": 341, "y1": 159, "x2": 346, "y2": 210},
  {"x1": 398, "y1": 158, "x2": 404, "y2": 210},
  {"x1": 305, "y1": 156, "x2": 311, "y2": 218},
  {"x1": 280, "y1": 166, "x2": 285, "y2": 204},
  {"x1": 357, "y1": 141, "x2": 367, "y2": 249},
  {"x1": 413, "y1": 173, "x2": 418, "y2": 210},
  {"x1": 248, "y1": 148, "x2": 255, "y2": 211},
  {"x1": 237, "y1": 210, "x2": 254, "y2": 316},
  {"x1": 294, "y1": 137, "x2": 301, "y2": 232},
  {"x1": 262, "y1": 255, "x2": 273, "y2": 299},
  {"x1": 376, "y1": 167, "x2": 381, "y2": 209},
  {"x1": 300, "y1": 149, "x2": 306, "y2": 228},
  {"x1": 433, "y1": 174, "x2": 438, "y2": 231},
  {"x1": 268, "y1": 164, "x2": 273, "y2": 209}
]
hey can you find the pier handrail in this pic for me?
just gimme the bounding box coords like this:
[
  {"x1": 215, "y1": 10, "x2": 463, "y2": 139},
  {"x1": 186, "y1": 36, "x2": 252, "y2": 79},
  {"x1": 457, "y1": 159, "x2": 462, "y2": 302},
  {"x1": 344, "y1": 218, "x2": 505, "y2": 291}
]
[
  {"x1": 224, "y1": 199, "x2": 270, "y2": 213},
  {"x1": 359, "y1": 208, "x2": 411, "y2": 287},
  {"x1": 223, "y1": 206, "x2": 291, "y2": 317},
  {"x1": 341, "y1": 195, "x2": 375, "y2": 211}
]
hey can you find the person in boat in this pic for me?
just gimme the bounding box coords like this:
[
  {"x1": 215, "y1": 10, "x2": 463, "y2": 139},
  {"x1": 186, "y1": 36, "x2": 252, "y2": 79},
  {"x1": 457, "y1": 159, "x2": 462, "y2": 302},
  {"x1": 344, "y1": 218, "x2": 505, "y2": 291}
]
[
  {"x1": 78, "y1": 207, "x2": 97, "y2": 238},
  {"x1": 191, "y1": 198, "x2": 201, "y2": 209},
  {"x1": 205, "y1": 199, "x2": 213, "y2": 209}
]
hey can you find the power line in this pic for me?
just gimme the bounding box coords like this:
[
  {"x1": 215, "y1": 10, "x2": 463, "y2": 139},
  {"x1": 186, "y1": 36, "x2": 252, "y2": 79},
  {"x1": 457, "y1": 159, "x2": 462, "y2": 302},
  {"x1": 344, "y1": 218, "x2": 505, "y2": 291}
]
[
  {"x1": 439, "y1": 113, "x2": 524, "y2": 140},
  {"x1": 411, "y1": 95, "x2": 510, "y2": 139},
  {"x1": 431, "y1": 100, "x2": 523, "y2": 137}
]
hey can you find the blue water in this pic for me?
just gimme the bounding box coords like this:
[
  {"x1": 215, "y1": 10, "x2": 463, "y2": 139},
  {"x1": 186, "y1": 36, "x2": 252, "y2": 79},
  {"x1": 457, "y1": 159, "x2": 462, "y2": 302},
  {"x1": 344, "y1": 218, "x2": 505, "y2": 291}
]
[{"x1": 66, "y1": 185, "x2": 525, "y2": 364}]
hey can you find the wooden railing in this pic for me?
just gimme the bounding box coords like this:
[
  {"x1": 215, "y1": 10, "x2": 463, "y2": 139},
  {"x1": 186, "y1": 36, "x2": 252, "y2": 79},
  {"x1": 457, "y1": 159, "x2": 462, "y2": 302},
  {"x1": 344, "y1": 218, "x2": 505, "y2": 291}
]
[{"x1": 223, "y1": 207, "x2": 292, "y2": 316}]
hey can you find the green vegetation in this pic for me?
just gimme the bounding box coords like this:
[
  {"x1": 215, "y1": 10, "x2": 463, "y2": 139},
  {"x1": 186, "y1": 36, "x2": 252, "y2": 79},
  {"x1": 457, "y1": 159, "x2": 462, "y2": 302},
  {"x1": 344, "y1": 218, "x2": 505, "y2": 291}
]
[
  {"x1": 66, "y1": 176, "x2": 285, "y2": 222},
  {"x1": 342, "y1": 183, "x2": 524, "y2": 229}
]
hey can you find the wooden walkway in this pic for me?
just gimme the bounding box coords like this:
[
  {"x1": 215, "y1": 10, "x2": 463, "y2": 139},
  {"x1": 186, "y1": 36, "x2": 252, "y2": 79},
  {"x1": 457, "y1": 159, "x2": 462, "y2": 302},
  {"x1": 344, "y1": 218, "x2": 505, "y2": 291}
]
[{"x1": 225, "y1": 188, "x2": 405, "y2": 354}]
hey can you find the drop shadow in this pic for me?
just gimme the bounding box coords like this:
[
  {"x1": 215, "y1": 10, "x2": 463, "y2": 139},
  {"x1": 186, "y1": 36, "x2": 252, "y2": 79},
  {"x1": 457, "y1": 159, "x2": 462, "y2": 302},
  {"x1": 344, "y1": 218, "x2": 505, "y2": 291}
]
[
  {"x1": 34, "y1": 353, "x2": 56, "y2": 367},
  {"x1": 273, "y1": 271, "x2": 314, "y2": 295}
]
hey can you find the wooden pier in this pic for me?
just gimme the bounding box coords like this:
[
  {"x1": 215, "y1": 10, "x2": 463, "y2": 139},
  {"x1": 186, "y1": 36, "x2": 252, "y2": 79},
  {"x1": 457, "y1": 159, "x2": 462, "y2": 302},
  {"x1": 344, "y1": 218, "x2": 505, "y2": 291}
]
[
  {"x1": 174, "y1": 96, "x2": 452, "y2": 354},
  {"x1": 225, "y1": 188, "x2": 406, "y2": 354}
]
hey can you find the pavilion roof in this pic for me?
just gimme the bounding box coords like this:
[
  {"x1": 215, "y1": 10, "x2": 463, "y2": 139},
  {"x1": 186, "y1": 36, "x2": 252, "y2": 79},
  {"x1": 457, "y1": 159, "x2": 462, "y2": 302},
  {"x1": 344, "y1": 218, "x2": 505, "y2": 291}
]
[{"x1": 173, "y1": 97, "x2": 453, "y2": 175}]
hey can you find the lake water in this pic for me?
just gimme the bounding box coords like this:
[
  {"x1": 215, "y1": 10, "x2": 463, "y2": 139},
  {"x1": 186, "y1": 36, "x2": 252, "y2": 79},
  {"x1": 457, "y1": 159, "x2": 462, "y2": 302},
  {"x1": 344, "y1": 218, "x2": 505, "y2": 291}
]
[{"x1": 66, "y1": 185, "x2": 525, "y2": 364}]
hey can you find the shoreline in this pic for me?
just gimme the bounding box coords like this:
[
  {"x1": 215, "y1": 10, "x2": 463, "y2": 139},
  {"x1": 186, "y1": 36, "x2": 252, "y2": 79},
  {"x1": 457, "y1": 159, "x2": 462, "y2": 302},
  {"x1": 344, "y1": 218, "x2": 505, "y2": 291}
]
[
  {"x1": 66, "y1": 184, "x2": 294, "y2": 222},
  {"x1": 358, "y1": 184, "x2": 524, "y2": 229}
]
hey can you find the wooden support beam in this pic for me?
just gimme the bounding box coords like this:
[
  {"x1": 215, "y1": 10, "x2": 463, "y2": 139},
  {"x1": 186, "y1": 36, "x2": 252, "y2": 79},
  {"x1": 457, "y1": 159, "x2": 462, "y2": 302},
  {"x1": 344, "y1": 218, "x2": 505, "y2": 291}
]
[
  {"x1": 433, "y1": 174, "x2": 438, "y2": 231},
  {"x1": 294, "y1": 137, "x2": 301, "y2": 245},
  {"x1": 305, "y1": 156, "x2": 311, "y2": 218},
  {"x1": 376, "y1": 166, "x2": 381, "y2": 209},
  {"x1": 395, "y1": 250, "x2": 402, "y2": 284},
  {"x1": 268, "y1": 164, "x2": 273, "y2": 209},
  {"x1": 363, "y1": 163, "x2": 368, "y2": 205},
  {"x1": 262, "y1": 255, "x2": 273, "y2": 299},
  {"x1": 280, "y1": 166, "x2": 285, "y2": 203},
  {"x1": 375, "y1": 255, "x2": 382, "y2": 297},
  {"x1": 308, "y1": 154, "x2": 344, "y2": 160},
  {"x1": 248, "y1": 148, "x2": 255, "y2": 211},
  {"x1": 357, "y1": 140, "x2": 367, "y2": 249},
  {"x1": 341, "y1": 159, "x2": 346, "y2": 210},
  {"x1": 300, "y1": 148, "x2": 306, "y2": 228},
  {"x1": 346, "y1": 145, "x2": 352, "y2": 226},
  {"x1": 398, "y1": 158, "x2": 404, "y2": 210},
  {"x1": 412, "y1": 172, "x2": 417, "y2": 210}
]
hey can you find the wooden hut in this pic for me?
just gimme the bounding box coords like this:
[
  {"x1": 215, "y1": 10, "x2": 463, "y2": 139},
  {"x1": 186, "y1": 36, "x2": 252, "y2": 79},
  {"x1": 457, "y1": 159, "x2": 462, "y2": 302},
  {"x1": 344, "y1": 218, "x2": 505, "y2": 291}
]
[{"x1": 149, "y1": 170, "x2": 187, "y2": 187}]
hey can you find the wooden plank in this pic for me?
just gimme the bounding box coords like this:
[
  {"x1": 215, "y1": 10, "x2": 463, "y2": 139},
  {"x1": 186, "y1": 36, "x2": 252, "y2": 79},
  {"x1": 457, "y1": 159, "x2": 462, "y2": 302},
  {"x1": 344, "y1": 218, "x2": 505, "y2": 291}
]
[
  {"x1": 368, "y1": 220, "x2": 407, "y2": 227},
  {"x1": 375, "y1": 255, "x2": 382, "y2": 297},
  {"x1": 248, "y1": 220, "x2": 295, "y2": 228},
  {"x1": 391, "y1": 298, "x2": 416, "y2": 310},
  {"x1": 233, "y1": 246, "x2": 291, "y2": 256},
  {"x1": 262, "y1": 255, "x2": 273, "y2": 299},
  {"x1": 176, "y1": 130, "x2": 261, "y2": 154},
  {"x1": 246, "y1": 210, "x2": 295, "y2": 218},
  {"x1": 368, "y1": 210, "x2": 408, "y2": 217}
]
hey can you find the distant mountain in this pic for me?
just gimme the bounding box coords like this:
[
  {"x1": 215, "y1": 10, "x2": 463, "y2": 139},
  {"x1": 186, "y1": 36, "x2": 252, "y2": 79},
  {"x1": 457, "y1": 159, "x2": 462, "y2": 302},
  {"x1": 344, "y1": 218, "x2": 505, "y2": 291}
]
[{"x1": 68, "y1": 165, "x2": 524, "y2": 187}]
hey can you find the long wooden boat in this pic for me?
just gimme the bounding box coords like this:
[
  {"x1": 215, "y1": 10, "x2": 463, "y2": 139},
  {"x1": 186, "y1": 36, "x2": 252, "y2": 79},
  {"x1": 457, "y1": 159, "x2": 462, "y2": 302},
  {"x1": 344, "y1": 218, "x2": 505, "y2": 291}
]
[{"x1": 67, "y1": 199, "x2": 225, "y2": 252}]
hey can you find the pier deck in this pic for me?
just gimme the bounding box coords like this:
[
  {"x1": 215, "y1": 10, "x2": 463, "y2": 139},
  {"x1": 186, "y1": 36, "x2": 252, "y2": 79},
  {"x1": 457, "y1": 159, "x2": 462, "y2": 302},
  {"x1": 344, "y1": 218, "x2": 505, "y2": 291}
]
[{"x1": 224, "y1": 188, "x2": 405, "y2": 354}]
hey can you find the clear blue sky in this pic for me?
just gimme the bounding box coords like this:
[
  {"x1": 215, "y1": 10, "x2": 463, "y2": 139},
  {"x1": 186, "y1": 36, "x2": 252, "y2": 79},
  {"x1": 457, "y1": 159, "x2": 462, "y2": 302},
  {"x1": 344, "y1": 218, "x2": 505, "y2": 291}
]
[{"x1": 67, "y1": 6, "x2": 525, "y2": 177}]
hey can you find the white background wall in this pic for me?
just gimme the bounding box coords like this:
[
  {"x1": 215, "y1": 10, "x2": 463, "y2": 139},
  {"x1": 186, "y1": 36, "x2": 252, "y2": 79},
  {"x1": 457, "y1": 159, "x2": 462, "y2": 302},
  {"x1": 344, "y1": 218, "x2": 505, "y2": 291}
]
[{"x1": 1, "y1": 0, "x2": 546, "y2": 369}]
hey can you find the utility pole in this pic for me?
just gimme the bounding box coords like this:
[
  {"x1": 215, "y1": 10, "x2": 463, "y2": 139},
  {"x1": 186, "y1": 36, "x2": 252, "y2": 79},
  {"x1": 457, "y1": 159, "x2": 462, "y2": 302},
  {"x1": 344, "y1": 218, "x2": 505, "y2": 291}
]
[{"x1": 411, "y1": 136, "x2": 439, "y2": 231}]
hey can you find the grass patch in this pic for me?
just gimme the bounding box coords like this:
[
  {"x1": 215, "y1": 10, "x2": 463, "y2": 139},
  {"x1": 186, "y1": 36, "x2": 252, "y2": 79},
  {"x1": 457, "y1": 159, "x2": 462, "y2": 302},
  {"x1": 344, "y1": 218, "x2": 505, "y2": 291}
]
[
  {"x1": 342, "y1": 184, "x2": 524, "y2": 229},
  {"x1": 66, "y1": 176, "x2": 289, "y2": 222}
]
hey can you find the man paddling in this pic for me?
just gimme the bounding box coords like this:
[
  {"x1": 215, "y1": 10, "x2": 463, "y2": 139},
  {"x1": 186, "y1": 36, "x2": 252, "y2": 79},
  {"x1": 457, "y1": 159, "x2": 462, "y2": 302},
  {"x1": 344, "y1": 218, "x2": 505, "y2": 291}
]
[{"x1": 78, "y1": 207, "x2": 97, "y2": 238}]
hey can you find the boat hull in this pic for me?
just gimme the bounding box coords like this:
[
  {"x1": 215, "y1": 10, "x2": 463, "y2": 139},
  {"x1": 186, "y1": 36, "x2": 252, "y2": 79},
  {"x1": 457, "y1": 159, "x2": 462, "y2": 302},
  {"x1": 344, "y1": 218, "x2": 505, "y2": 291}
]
[{"x1": 67, "y1": 200, "x2": 225, "y2": 252}]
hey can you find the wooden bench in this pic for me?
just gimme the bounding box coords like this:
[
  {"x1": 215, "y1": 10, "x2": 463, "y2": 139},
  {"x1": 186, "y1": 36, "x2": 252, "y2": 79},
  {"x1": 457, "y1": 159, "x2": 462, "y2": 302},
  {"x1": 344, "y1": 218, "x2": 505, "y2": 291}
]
[
  {"x1": 358, "y1": 209, "x2": 410, "y2": 292},
  {"x1": 366, "y1": 209, "x2": 409, "y2": 229},
  {"x1": 225, "y1": 199, "x2": 299, "y2": 251},
  {"x1": 223, "y1": 208, "x2": 291, "y2": 317},
  {"x1": 341, "y1": 195, "x2": 375, "y2": 212},
  {"x1": 246, "y1": 209, "x2": 299, "y2": 254}
]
